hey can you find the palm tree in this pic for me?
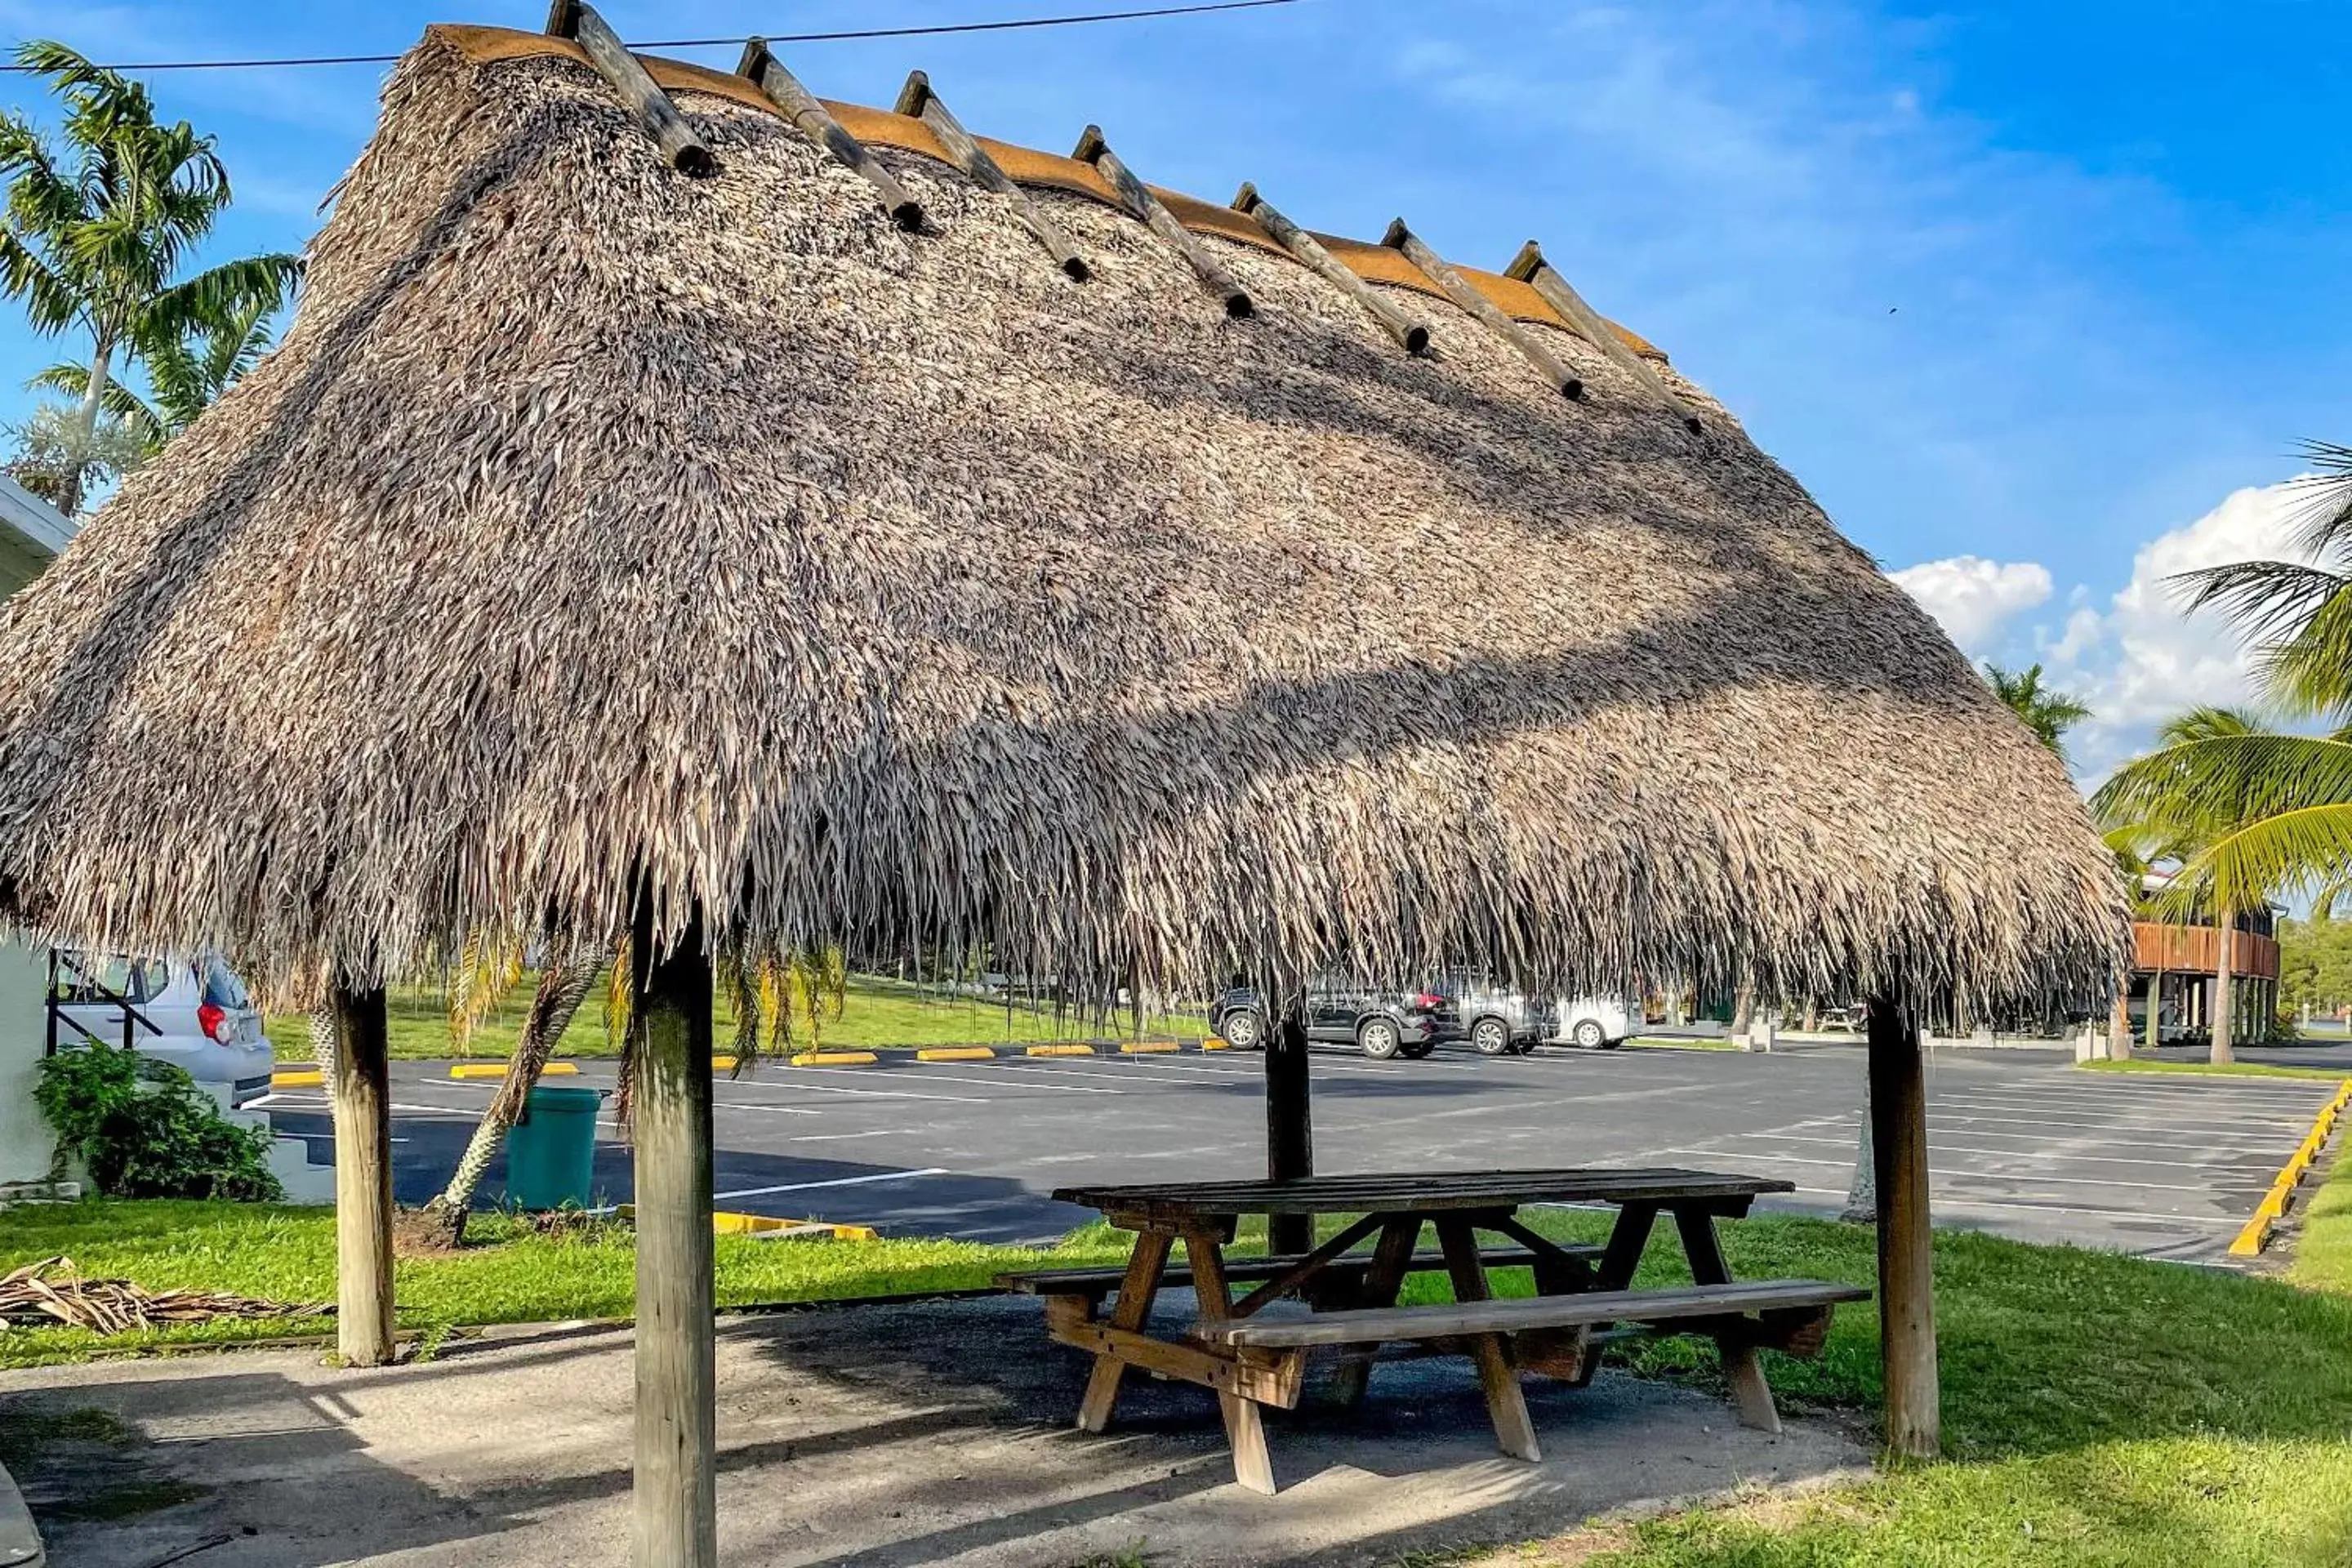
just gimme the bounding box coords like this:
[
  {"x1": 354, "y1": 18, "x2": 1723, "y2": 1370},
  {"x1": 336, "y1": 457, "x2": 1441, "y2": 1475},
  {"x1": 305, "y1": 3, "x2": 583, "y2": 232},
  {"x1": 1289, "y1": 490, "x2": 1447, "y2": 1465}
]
[
  {"x1": 0, "y1": 42, "x2": 300, "y2": 512},
  {"x1": 417, "y1": 948, "x2": 607, "y2": 1246},
  {"x1": 1984, "y1": 661, "x2": 2093, "y2": 764},
  {"x1": 2088, "y1": 448, "x2": 2352, "y2": 1064},
  {"x1": 32, "y1": 294, "x2": 278, "y2": 452}
]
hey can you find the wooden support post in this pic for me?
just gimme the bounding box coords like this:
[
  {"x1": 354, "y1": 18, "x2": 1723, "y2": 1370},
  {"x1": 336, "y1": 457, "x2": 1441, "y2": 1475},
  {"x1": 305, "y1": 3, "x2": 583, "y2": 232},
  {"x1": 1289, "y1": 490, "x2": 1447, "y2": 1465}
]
[
  {"x1": 1232, "y1": 182, "x2": 1428, "y2": 353},
  {"x1": 898, "y1": 73, "x2": 1088, "y2": 278},
  {"x1": 1504, "y1": 240, "x2": 1699, "y2": 430},
  {"x1": 1866, "y1": 993, "x2": 1939, "y2": 1458},
  {"x1": 546, "y1": 0, "x2": 715, "y2": 177},
  {"x1": 630, "y1": 896, "x2": 716, "y2": 1568},
  {"x1": 1074, "y1": 125, "x2": 1253, "y2": 317},
  {"x1": 741, "y1": 41, "x2": 922, "y2": 229},
  {"x1": 1266, "y1": 1008, "x2": 1313, "y2": 1256},
  {"x1": 1076, "y1": 1227, "x2": 1171, "y2": 1432},
  {"x1": 1436, "y1": 1216, "x2": 1539, "y2": 1461},
  {"x1": 1383, "y1": 219, "x2": 1579, "y2": 399},
  {"x1": 329, "y1": 980, "x2": 394, "y2": 1369}
]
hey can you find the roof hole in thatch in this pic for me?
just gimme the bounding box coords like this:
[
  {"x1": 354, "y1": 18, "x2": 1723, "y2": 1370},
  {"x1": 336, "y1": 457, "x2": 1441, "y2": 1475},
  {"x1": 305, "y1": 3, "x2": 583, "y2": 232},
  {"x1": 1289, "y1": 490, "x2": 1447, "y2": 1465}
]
[
  {"x1": 1232, "y1": 181, "x2": 1428, "y2": 356},
  {"x1": 545, "y1": 0, "x2": 719, "y2": 179},
  {"x1": 897, "y1": 71, "x2": 1089, "y2": 280},
  {"x1": 1075, "y1": 124, "x2": 1252, "y2": 318},
  {"x1": 741, "y1": 40, "x2": 925, "y2": 232}
]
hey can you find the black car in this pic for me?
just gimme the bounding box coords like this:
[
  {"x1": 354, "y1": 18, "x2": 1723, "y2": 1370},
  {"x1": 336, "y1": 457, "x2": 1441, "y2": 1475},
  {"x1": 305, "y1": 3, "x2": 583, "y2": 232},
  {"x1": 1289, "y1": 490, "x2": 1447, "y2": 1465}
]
[
  {"x1": 1434, "y1": 973, "x2": 1554, "y2": 1056},
  {"x1": 1209, "y1": 978, "x2": 1449, "y2": 1059}
]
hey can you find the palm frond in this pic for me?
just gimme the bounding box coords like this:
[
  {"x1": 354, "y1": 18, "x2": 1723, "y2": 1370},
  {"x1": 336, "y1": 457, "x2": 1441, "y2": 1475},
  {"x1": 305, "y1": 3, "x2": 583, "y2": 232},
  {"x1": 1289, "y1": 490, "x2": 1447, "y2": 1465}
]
[
  {"x1": 2163, "y1": 803, "x2": 2352, "y2": 915},
  {"x1": 446, "y1": 932, "x2": 524, "y2": 1056},
  {"x1": 27, "y1": 360, "x2": 163, "y2": 447}
]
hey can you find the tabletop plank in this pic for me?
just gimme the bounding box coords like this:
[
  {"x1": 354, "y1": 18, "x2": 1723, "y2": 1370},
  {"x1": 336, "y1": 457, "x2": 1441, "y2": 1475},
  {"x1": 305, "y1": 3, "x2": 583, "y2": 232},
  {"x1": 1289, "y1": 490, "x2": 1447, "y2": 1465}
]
[{"x1": 1054, "y1": 1167, "x2": 1793, "y2": 1217}]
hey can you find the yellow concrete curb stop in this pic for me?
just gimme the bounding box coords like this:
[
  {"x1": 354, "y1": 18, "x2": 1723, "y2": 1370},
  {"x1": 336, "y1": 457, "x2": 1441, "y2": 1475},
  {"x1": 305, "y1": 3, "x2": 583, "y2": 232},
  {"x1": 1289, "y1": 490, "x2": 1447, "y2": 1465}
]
[
  {"x1": 448, "y1": 1061, "x2": 579, "y2": 1080},
  {"x1": 615, "y1": 1205, "x2": 877, "y2": 1242},
  {"x1": 1201, "y1": 1038, "x2": 1230, "y2": 1050},
  {"x1": 917, "y1": 1046, "x2": 996, "y2": 1062},
  {"x1": 2227, "y1": 1076, "x2": 2352, "y2": 1258},
  {"x1": 270, "y1": 1070, "x2": 323, "y2": 1089},
  {"x1": 1026, "y1": 1044, "x2": 1096, "y2": 1057},
  {"x1": 791, "y1": 1050, "x2": 880, "y2": 1067},
  {"x1": 1119, "y1": 1041, "x2": 1180, "y2": 1054}
]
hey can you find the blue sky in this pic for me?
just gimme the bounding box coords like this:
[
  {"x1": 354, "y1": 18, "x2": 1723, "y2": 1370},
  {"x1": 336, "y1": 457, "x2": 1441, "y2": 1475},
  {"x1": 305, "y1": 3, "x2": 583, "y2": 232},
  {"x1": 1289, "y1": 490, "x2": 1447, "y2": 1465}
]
[{"x1": 4, "y1": 0, "x2": 2345, "y2": 773}]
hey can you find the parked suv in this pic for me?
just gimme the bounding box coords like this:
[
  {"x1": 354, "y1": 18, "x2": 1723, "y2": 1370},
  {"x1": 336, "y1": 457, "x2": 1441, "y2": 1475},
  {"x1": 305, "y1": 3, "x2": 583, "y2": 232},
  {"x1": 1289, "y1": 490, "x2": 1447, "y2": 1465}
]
[
  {"x1": 1555, "y1": 995, "x2": 1634, "y2": 1049},
  {"x1": 51, "y1": 951, "x2": 275, "y2": 1110},
  {"x1": 1432, "y1": 973, "x2": 1554, "y2": 1056},
  {"x1": 1210, "y1": 978, "x2": 1450, "y2": 1059}
]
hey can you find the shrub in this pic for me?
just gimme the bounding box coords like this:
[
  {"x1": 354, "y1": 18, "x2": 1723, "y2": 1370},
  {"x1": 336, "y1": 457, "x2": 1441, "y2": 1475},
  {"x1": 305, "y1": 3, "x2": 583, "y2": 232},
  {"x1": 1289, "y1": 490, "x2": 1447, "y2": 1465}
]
[{"x1": 33, "y1": 1048, "x2": 283, "y2": 1201}]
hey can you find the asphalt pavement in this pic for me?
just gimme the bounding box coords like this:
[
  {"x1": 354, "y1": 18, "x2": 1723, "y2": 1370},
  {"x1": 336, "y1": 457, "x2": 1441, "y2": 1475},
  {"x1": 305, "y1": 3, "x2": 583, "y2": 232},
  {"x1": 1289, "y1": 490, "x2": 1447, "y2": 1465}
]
[{"x1": 256, "y1": 1038, "x2": 2350, "y2": 1266}]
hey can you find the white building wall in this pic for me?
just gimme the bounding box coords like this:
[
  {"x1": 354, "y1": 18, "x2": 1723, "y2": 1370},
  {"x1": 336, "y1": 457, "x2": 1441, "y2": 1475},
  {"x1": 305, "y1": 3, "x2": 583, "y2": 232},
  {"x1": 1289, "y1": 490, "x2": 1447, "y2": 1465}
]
[{"x1": 0, "y1": 941, "x2": 54, "y2": 1184}]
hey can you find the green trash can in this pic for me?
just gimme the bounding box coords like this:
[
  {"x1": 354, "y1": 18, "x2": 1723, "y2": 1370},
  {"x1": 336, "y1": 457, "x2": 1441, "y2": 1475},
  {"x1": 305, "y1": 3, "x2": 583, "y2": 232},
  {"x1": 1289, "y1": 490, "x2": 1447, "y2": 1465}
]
[{"x1": 505, "y1": 1085, "x2": 604, "y2": 1210}]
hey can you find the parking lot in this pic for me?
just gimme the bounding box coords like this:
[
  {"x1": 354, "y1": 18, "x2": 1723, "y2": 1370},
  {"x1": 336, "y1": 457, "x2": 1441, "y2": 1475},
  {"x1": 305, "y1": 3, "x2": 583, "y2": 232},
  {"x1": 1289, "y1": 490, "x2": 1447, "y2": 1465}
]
[{"x1": 258, "y1": 1040, "x2": 2345, "y2": 1266}]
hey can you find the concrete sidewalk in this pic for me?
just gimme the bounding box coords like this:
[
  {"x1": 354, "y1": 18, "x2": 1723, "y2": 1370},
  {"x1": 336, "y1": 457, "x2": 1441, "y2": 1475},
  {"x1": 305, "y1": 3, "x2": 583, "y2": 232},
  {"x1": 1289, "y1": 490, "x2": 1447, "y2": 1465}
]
[{"x1": 0, "y1": 1296, "x2": 1865, "y2": 1566}]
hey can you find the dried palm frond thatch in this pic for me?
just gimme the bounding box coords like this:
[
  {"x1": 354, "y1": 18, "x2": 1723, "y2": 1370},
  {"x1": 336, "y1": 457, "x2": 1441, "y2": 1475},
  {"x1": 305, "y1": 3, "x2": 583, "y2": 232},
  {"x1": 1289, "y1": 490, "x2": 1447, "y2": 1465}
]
[{"x1": 0, "y1": 25, "x2": 2129, "y2": 1014}]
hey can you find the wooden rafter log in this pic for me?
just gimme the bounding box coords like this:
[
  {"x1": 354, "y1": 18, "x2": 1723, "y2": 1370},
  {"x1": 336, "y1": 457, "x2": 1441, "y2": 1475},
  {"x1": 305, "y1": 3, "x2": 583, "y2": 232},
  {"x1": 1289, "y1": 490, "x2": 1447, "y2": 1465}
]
[
  {"x1": 545, "y1": 0, "x2": 715, "y2": 177},
  {"x1": 1505, "y1": 241, "x2": 1699, "y2": 431},
  {"x1": 1383, "y1": 219, "x2": 1579, "y2": 400},
  {"x1": 741, "y1": 40, "x2": 924, "y2": 232},
  {"x1": 898, "y1": 73, "x2": 1088, "y2": 279},
  {"x1": 1233, "y1": 183, "x2": 1427, "y2": 354},
  {"x1": 1073, "y1": 125, "x2": 1253, "y2": 318}
]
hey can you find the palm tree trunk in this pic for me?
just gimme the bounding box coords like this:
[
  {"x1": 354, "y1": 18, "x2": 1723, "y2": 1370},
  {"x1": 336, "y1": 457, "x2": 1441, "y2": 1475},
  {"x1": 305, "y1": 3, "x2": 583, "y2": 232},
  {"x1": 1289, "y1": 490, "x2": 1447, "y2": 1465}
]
[
  {"x1": 2145, "y1": 966, "x2": 2164, "y2": 1050},
  {"x1": 1841, "y1": 1066, "x2": 1877, "y2": 1223},
  {"x1": 60, "y1": 337, "x2": 113, "y2": 516},
  {"x1": 423, "y1": 955, "x2": 604, "y2": 1242},
  {"x1": 2212, "y1": 915, "x2": 2234, "y2": 1067},
  {"x1": 308, "y1": 998, "x2": 340, "y2": 1096}
]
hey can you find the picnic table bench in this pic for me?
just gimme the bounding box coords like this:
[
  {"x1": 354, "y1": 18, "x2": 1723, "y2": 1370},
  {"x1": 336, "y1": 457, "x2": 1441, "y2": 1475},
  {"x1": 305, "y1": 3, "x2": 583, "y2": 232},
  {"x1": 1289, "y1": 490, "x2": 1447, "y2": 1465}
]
[{"x1": 1001, "y1": 1169, "x2": 1869, "y2": 1493}]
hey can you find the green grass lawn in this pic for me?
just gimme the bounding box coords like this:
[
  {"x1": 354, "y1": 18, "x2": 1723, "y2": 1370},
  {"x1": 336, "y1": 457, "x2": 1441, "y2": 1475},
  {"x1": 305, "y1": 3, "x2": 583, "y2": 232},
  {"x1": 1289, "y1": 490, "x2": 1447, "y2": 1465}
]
[
  {"x1": 8, "y1": 1192, "x2": 2352, "y2": 1564},
  {"x1": 2292, "y1": 1146, "x2": 2352, "y2": 1295},
  {"x1": 2078, "y1": 1057, "x2": 2352, "y2": 1084},
  {"x1": 267, "y1": 971, "x2": 1210, "y2": 1062}
]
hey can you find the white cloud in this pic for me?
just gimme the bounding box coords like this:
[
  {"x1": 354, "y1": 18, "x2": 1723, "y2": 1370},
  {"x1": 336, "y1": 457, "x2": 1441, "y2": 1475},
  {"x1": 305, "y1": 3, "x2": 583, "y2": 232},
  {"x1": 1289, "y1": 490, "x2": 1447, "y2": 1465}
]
[
  {"x1": 1889, "y1": 555, "x2": 2052, "y2": 654},
  {"x1": 2042, "y1": 477, "x2": 2315, "y2": 776}
]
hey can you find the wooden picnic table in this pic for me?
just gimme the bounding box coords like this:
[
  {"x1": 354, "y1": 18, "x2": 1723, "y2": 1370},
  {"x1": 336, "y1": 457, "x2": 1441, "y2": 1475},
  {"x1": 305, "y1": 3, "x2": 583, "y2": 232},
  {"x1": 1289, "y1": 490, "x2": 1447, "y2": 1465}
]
[{"x1": 1010, "y1": 1168, "x2": 1864, "y2": 1493}]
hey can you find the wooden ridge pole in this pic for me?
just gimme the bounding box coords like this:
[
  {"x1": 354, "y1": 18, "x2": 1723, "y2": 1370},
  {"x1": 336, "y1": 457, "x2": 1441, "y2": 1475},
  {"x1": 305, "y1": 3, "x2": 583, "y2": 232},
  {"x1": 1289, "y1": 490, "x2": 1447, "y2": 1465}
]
[
  {"x1": 1504, "y1": 240, "x2": 1699, "y2": 430},
  {"x1": 1265, "y1": 1004, "x2": 1313, "y2": 1255},
  {"x1": 1866, "y1": 991, "x2": 1939, "y2": 1458},
  {"x1": 1073, "y1": 125, "x2": 1253, "y2": 318},
  {"x1": 898, "y1": 73, "x2": 1088, "y2": 279},
  {"x1": 1383, "y1": 219, "x2": 1579, "y2": 400},
  {"x1": 329, "y1": 978, "x2": 394, "y2": 1369},
  {"x1": 740, "y1": 40, "x2": 924, "y2": 231},
  {"x1": 630, "y1": 889, "x2": 716, "y2": 1568},
  {"x1": 1232, "y1": 182, "x2": 1428, "y2": 354},
  {"x1": 546, "y1": 0, "x2": 715, "y2": 176}
]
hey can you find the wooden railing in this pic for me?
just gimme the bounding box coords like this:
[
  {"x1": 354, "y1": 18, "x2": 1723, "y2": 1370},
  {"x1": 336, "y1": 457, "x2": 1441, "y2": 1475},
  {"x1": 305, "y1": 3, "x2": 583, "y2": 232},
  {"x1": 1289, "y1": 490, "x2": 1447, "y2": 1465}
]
[{"x1": 2132, "y1": 922, "x2": 2279, "y2": 981}]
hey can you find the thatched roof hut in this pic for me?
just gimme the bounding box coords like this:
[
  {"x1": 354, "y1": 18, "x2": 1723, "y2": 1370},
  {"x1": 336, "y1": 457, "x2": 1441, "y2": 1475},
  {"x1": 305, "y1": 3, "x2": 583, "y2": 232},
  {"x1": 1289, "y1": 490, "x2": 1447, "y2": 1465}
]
[{"x1": 0, "y1": 22, "x2": 2126, "y2": 1013}]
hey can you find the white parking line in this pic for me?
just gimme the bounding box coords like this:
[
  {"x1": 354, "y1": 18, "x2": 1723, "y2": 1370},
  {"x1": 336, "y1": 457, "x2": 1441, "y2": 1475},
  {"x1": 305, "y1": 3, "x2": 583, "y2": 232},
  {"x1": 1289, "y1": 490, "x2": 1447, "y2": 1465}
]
[
  {"x1": 715, "y1": 1167, "x2": 950, "y2": 1202},
  {"x1": 710, "y1": 1078, "x2": 994, "y2": 1107},
  {"x1": 786, "y1": 1129, "x2": 913, "y2": 1143},
  {"x1": 1655, "y1": 1147, "x2": 2224, "y2": 1194},
  {"x1": 1735, "y1": 1131, "x2": 2277, "y2": 1170}
]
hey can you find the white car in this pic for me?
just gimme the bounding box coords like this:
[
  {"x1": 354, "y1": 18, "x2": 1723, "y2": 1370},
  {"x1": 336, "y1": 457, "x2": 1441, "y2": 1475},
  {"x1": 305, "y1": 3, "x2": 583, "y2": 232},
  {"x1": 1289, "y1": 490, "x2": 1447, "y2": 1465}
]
[
  {"x1": 1554, "y1": 995, "x2": 1634, "y2": 1049},
  {"x1": 51, "y1": 951, "x2": 275, "y2": 1110}
]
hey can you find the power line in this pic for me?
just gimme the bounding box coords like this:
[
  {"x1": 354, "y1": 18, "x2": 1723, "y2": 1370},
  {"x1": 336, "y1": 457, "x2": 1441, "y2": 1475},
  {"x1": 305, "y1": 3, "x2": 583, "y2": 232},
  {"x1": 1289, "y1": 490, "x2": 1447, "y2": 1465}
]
[{"x1": 0, "y1": 0, "x2": 1308, "y2": 74}]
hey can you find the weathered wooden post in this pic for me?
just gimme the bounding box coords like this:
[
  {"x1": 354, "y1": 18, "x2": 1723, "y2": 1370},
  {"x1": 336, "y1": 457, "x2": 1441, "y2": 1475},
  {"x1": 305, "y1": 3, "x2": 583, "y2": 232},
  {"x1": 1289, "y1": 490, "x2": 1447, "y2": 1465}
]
[
  {"x1": 329, "y1": 980, "x2": 394, "y2": 1367},
  {"x1": 630, "y1": 895, "x2": 716, "y2": 1568},
  {"x1": 1266, "y1": 1005, "x2": 1313, "y2": 1255},
  {"x1": 1866, "y1": 993, "x2": 1938, "y2": 1457}
]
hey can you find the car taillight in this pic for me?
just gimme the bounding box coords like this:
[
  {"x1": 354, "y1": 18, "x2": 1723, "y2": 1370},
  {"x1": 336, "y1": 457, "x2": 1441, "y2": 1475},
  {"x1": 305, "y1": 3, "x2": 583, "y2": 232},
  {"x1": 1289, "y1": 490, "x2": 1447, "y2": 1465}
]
[{"x1": 198, "y1": 1003, "x2": 232, "y2": 1045}]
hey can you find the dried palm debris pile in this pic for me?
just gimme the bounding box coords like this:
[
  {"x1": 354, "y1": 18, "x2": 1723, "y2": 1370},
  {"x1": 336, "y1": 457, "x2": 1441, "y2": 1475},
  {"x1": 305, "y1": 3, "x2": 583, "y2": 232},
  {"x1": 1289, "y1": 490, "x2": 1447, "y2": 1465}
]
[{"x1": 0, "y1": 1257, "x2": 329, "y2": 1334}]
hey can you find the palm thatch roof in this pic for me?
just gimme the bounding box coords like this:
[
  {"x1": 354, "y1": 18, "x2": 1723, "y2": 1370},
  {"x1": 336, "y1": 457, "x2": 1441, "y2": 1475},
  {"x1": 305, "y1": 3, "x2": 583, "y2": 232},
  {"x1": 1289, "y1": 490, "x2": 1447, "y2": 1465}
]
[{"x1": 0, "y1": 24, "x2": 2128, "y2": 1008}]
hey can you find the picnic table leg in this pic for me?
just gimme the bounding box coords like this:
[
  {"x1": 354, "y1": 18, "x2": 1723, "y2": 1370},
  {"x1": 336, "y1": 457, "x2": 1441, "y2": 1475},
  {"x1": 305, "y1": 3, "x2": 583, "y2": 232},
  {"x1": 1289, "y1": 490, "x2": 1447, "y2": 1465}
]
[
  {"x1": 1673, "y1": 1207, "x2": 1780, "y2": 1435},
  {"x1": 1328, "y1": 1215, "x2": 1422, "y2": 1409},
  {"x1": 1183, "y1": 1227, "x2": 1278, "y2": 1494},
  {"x1": 1076, "y1": 1228, "x2": 1174, "y2": 1433},
  {"x1": 1435, "y1": 1216, "x2": 1539, "y2": 1462},
  {"x1": 1597, "y1": 1201, "x2": 1659, "y2": 1290}
]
